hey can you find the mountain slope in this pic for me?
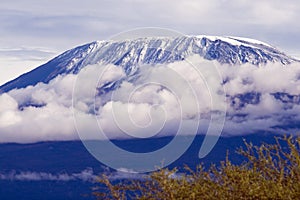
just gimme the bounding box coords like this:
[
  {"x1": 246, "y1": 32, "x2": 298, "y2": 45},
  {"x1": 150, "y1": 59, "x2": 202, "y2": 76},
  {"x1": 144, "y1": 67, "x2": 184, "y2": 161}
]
[{"x1": 0, "y1": 35, "x2": 297, "y2": 93}]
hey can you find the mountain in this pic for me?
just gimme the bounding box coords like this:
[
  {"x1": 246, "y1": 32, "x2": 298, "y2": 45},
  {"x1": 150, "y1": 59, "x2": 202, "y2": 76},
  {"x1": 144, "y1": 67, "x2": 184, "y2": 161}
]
[
  {"x1": 0, "y1": 35, "x2": 297, "y2": 93},
  {"x1": 0, "y1": 35, "x2": 299, "y2": 200}
]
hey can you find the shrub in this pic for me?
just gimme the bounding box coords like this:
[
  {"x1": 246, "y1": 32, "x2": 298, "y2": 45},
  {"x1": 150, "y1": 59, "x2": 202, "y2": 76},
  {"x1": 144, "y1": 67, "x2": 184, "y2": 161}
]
[{"x1": 93, "y1": 135, "x2": 300, "y2": 199}]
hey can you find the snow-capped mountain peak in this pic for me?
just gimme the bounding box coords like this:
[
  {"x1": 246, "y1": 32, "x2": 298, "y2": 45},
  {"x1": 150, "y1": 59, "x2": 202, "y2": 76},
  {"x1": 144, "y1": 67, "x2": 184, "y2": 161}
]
[{"x1": 0, "y1": 35, "x2": 298, "y2": 93}]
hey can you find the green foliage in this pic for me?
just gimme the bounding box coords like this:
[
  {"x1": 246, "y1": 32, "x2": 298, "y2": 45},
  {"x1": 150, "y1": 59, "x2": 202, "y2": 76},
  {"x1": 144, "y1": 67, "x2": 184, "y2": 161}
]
[{"x1": 93, "y1": 135, "x2": 300, "y2": 199}]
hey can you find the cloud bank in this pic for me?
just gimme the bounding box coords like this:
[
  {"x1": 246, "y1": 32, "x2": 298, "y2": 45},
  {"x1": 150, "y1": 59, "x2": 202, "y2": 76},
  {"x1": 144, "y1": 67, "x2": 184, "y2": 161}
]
[{"x1": 0, "y1": 56, "x2": 300, "y2": 143}]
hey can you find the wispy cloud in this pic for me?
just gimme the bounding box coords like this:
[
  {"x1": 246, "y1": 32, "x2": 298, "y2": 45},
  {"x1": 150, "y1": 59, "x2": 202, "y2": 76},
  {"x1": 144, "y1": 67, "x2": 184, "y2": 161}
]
[
  {"x1": 0, "y1": 168, "x2": 145, "y2": 181},
  {"x1": 0, "y1": 47, "x2": 56, "y2": 85},
  {"x1": 0, "y1": 168, "x2": 96, "y2": 182},
  {"x1": 0, "y1": 0, "x2": 299, "y2": 52}
]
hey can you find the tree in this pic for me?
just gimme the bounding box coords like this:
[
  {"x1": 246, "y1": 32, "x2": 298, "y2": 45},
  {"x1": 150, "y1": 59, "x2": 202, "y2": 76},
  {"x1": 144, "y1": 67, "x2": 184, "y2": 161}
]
[{"x1": 93, "y1": 135, "x2": 300, "y2": 200}]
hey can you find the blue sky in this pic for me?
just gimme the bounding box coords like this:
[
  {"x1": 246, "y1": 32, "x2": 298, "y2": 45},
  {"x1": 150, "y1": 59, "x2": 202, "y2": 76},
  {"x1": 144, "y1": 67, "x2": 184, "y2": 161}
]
[{"x1": 1, "y1": 0, "x2": 300, "y2": 84}]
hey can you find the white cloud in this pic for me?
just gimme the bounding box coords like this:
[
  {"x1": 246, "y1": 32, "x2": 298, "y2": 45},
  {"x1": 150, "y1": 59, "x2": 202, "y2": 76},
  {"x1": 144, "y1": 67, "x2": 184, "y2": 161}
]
[{"x1": 0, "y1": 57, "x2": 300, "y2": 143}]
